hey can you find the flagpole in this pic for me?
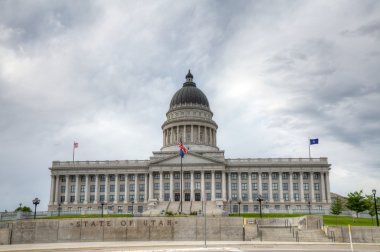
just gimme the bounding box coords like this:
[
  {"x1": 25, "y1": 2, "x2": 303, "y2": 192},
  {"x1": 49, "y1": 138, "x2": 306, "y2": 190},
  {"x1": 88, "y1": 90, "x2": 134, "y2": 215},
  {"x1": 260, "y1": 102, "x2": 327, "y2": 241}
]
[
  {"x1": 309, "y1": 140, "x2": 311, "y2": 159},
  {"x1": 73, "y1": 142, "x2": 75, "y2": 163},
  {"x1": 180, "y1": 154, "x2": 183, "y2": 214}
]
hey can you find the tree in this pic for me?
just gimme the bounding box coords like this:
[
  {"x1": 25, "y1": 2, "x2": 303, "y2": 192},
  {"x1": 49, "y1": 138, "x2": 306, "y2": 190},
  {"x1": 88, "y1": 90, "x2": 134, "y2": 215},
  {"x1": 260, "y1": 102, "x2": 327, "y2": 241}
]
[
  {"x1": 15, "y1": 204, "x2": 32, "y2": 213},
  {"x1": 346, "y1": 190, "x2": 370, "y2": 218},
  {"x1": 330, "y1": 198, "x2": 343, "y2": 226},
  {"x1": 366, "y1": 195, "x2": 380, "y2": 225}
]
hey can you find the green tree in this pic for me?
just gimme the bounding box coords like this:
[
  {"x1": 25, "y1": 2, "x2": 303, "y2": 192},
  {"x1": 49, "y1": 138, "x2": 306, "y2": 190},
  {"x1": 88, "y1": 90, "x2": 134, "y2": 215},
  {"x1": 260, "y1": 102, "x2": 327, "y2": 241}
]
[
  {"x1": 15, "y1": 204, "x2": 32, "y2": 213},
  {"x1": 346, "y1": 190, "x2": 370, "y2": 218},
  {"x1": 366, "y1": 195, "x2": 380, "y2": 225},
  {"x1": 330, "y1": 198, "x2": 343, "y2": 225}
]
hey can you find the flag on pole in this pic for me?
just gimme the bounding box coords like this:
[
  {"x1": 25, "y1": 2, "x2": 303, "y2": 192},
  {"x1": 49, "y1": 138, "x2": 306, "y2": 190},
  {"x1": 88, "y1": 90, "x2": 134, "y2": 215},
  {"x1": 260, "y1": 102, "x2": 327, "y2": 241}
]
[
  {"x1": 178, "y1": 139, "x2": 188, "y2": 158},
  {"x1": 74, "y1": 142, "x2": 79, "y2": 148},
  {"x1": 310, "y1": 138, "x2": 319, "y2": 145}
]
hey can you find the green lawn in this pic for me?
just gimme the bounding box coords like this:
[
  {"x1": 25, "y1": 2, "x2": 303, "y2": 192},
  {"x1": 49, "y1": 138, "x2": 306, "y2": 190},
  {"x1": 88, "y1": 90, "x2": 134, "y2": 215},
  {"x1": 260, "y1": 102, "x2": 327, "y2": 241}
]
[
  {"x1": 229, "y1": 213, "x2": 306, "y2": 218},
  {"x1": 39, "y1": 214, "x2": 133, "y2": 219}
]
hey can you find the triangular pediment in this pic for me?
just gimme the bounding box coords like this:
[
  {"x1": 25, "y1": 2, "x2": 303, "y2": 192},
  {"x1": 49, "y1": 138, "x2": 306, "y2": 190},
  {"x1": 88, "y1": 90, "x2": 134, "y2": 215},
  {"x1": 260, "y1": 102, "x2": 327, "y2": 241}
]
[{"x1": 150, "y1": 152, "x2": 224, "y2": 166}]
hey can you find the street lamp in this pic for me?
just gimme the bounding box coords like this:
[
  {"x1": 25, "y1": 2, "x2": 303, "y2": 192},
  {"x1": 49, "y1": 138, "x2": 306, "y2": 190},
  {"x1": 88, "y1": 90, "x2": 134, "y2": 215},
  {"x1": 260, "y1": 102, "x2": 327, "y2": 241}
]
[
  {"x1": 100, "y1": 201, "x2": 105, "y2": 217},
  {"x1": 256, "y1": 195, "x2": 263, "y2": 218},
  {"x1": 131, "y1": 200, "x2": 134, "y2": 215},
  {"x1": 372, "y1": 189, "x2": 379, "y2": 227},
  {"x1": 32, "y1": 198, "x2": 40, "y2": 219},
  {"x1": 308, "y1": 201, "x2": 311, "y2": 215},
  {"x1": 58, "y1": 203, "x2": 61, "y2": 217},
  {"x1": 238, "y1": 201, "x2": 241, "y2": 216}
]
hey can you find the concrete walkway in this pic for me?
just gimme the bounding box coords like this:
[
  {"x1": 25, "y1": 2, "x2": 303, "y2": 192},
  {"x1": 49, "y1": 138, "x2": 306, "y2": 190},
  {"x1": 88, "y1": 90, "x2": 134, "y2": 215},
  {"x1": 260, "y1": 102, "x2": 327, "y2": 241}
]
[{"x1": 1, "y1": 241, "x2": 380, "y2": 252}]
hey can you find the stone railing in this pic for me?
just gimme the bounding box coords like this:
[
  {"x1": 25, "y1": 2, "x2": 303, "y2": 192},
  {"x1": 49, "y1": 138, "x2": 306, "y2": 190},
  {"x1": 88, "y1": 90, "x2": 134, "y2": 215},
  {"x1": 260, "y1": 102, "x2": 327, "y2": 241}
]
[
  {"x1": 52, "y1": 160, "x2": 149, "y2": 168},
  {"x1": 226, "y1": 157, "x2": 328, "y2": 165}
]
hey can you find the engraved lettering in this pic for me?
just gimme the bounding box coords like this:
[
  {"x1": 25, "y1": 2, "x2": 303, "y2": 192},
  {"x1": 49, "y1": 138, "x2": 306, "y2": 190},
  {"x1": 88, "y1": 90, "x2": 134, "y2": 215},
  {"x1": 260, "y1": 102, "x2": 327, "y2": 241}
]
[
  {"x1": 144, "y1": 220, "x2": 148, "y2": 226},
  {"x1": 151, "y1": 220, "x2": 156, "y2": 226},
  {"x1": 76, "y1": 221, "x2": 80, "y2": 227},
  {"x1": 84, "y1": 221, "x2": 88, "y2": 227},
  {"x1": 121, "y1": 220, "x2": 126, "y2": 226},
  {"x1": 159, "y1": 220, "x2": 163, "y2": 226},
  {"x1": 107, "y1": 221, "x2": 111, "y2": 227},
  {"x1": 99, "y1": 221, "x2": 104, "y2": 227},
  {"x1": 167, "y1": 220, "x2": 172, "y2": 226},
  {"x1": 91, "y1": 221, "x2": 96, "y2": 227}
]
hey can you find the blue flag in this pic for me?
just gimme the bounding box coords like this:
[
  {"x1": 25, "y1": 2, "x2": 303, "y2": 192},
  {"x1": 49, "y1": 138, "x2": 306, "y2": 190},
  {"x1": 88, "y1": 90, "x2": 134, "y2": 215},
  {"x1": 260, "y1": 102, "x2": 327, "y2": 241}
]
[
  {"x1": 179, "y1": 149, "x2": 185, "y2": 158},
  {"x1": 310, "y1": 138, "x2": 319, "y2": 145}
]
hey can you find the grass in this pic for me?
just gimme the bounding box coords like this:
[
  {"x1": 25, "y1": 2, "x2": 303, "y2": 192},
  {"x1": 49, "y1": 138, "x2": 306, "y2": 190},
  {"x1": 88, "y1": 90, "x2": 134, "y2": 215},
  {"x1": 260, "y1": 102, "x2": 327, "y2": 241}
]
[
  {"x1": 229, "y1": 213, "x2": 306, "y2": 218},
  {"x1": 38, "y1": 214, "x2": 133, "y2": 219}
]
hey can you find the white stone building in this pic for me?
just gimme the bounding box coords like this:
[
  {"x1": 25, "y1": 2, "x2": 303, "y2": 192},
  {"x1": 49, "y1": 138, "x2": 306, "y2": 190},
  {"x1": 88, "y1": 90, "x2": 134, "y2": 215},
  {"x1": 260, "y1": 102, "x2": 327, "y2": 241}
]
[{"x1": 48, "y1": 71, "x2": 331, "y2": 214}]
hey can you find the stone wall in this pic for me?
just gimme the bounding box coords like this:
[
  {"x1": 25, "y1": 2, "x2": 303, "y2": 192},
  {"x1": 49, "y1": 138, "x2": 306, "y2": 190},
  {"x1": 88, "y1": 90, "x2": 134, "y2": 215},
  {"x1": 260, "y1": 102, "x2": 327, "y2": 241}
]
[
  {"x1": 0, "y1": 217, "x2": 245, "y2": 244},
  {"x1": 324, "y1": 226, "x2": 380, "y2": 243}
]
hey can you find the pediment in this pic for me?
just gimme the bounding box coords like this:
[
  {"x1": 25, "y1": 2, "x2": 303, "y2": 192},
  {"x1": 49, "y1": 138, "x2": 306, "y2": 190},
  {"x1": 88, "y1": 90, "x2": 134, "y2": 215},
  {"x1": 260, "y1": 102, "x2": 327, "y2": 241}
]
[{"x1": 150, "y1": 152, "x2": 224, "y2": 166}]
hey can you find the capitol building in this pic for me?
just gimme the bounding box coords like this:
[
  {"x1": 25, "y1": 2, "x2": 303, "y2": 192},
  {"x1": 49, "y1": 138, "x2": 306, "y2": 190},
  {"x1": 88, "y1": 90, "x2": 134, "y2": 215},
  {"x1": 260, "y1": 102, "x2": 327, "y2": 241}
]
[{"x1": 48, "y1": 71, "x2": 332, "y2": 214}]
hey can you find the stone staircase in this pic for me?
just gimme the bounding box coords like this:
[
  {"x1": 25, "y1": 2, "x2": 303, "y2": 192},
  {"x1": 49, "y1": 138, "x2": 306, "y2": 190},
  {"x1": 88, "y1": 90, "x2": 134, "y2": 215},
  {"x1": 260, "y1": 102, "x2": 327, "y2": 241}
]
[
  {"x1": 257, "y1": 226, "x2": 330, "y2": 242},
  {"x1": 298, "y1": 229, "x2": 330, "y2": 242}
]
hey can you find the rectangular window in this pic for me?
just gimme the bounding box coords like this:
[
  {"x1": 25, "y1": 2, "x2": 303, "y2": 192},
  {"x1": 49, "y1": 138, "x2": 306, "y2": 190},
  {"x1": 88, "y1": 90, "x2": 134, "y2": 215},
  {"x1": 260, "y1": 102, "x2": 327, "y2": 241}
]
[
  {"x1": 79, "y1": 195, "x2": 85, "y2": 202},
  {"x1": 129, "y1": 184, "x2": 135, "y2": 192},
  {"x1": 272, "y1": 183, "x2": 278, "y2": 190},
  {"x1": 241, "y1": 173, "x2": 248, "y2": 179},
  {"x1": 110, "y1": 185, "x2": 115, "y2": 192},
  {"x1": 71, "y1": 176, "x2": 76, "y2": 182},
  {"x1": 90, "y1": 175, "x2": 95, "y2": 182},
  {"x1": 314, "y1": 183, "x2": 320, "y2": 190},
  {"x1": 80, "y1": 185, "x2": 85, "y2": 193},
  {"x1": 185, "y1": 182, "x2": 190, "y2": 190},
  {"x1": 195, "y1": 182, "x2": 201, "y2": 190},
  {"x1": 231, "y1": 173, "x2": 237, "y2": 180},
  {"x1": 252, "y1": 194, "x2": 258, "y2": 201},
  {"x1": 164, "y1": 173, "x2": 170, "y2": 179},
  {"x1": 139, "y1": 174, "x2": 145, "y2": 181},
  {"x1": 184, "y1": 172, "x2": 190, "y2": 179},
  {"x1": 129, "y1": 174, "x2": 135, "y2": 181},
  {"x1": 174, "y1": 172, "x2": 180, "y2": 179},
  {"x1": 283, "y1": 193, "x2": 289, "y2": 201},
  {"x1": 100, "y1": 185, "x2": 105, "y2": 192},
  {"x1": 154, "y1": 183, "x2": 160, "y2": 190},
  {"x1": 119, "y1": 174, "x2": 125, "y2": 181},
  {"x1": 71, "y1": 185, "x2": 75, "y2": 193},
  {"x1": 251, "y1": 173, "x2": 257, "y2": 180},
  {"x1": 109, "y1": 175, "x2": 115, "y2": 181},
  {"x1": 60, "y1": 196, "x2": 65, "y2": 203},
  {"x1": 119, "y1": 195, "x2": 125, "y2": 202},
  {"x1": 139, "y1": 195, "x2": 144, "y2": 202},
  {"x1": 70, "y1": 196, "x2": 75, "y2": 202},
  {"x1": 215, "y1": 172, "x2": 221, "y2": 179},
  {"x1": 272, "y1": 173, "x2": 278, "y2": 179},
  {"x1": 263, "y1": 193, "x2": 268, "y2": 200},
  {"x1": 303, "y1": 173, "x2": 309, "y2": 179},
  {"x1": 216, "y1": 193, "x2": 222, "y2": 199},
  {"x1": 313, "y1": 173, "x2": 319, "y2": 179},
  {"x1": 139, "y1": 184, "x2": 145, "y2": 192},
  {"x1": 242, "y1": 183, "x2": 247, "y2": 190},
  {"x1": 164, "y1": 183, "x2": 170, "y2": 190},
  {"x1": 119, "y1": 184, "x2": 125, "y2": 192},
  {"x1": 90, "y1": 185, "x2": 95, "y2": 192},
  {"x1": 195, "y1": 173, "x2": 201, "y2": 179},
  {"x1": 303, "y1": 183, "x2": 309, "y2": 190},
  {"x1": 232, "y1": 183, "x2": 238, "y2": 190},
  {"x1": 262, "y1": 173, "x2": 268, "y2": 180},
  {"x1": 174, "y1": 182, "x2": 180, "y2": 190},
  {"x1": 90, "y1": 195, "x2": 95, "y2": 202},
  {"x1": 205, "y1": 182, "x2": 211, "y2": 190},
  {"x1": 292, "y1": 173, "x2": 299, "y2": 179},
  {"x1": 252, "y1": 183, "x2": 257, "y2": 190},
  {"x1": 205, "y1": 173, "x2": 211, "y2": 179},
  {"x1": 242, "y1": 193, "x2": 248, "y2": 201},
  {"x1": 61, "y1": 176, "x2": 66, "y2": 182},
  {"x1": 282, "y1": 183, "x2": 288, "y2": 191},
  {"x1": 109, "y1": 195, "x2": 114, "y2": 202},
  {"x1": 128, "y1": 206, "x2": 133, "y2": 213},
  {"x1": 129, "y1": 195, "x2": 135, "y2": 201},
  {"x1": 154, "y1": 173, "x2": 160, "y2": 179},
  {"x1": 273, "y1": 193, "x2": 279, "y2": 201},
  {"x1": 100, "y1": 175, "x2": 105, "y2": 181},
  {"x1": 215, "y1": 182, "x2": 221, "y2": 190},
  {"x1": 294, "y1": 193, "x2": 299, "y2": 201},
  {"x1": 80, "y1": 176, "x2": 86, "y2": 182},
  {"x1": 206, "y1": 193, "x2": 211, "y2": 200},
  {"x1": 118, "y1": 206, "x2": 123, "y2": 213},
  {"x1": 293, "y1": 183, "x2": 299, "y2": 190},
  {"x1": 99, "y1": 195, "x2": 105, "y2": 202},
  {"x1": 282, "y1": 173, "x2": 289, "y2": 179},
  {"x1": 232, "y1": 194, "x2": 238, "y2": 200},
  {"x1": 262, "y1": 183, "x2": 268, "y2": 190},
  {"x1": 164, "y1": 193, "x2": 170, "y2": 201},
  {"x1": 304, "y1": 193, "x2": 309, "y2": 201},
  {"x1": 61, "y1": 186, "x2": 66, "y2": 193},
  {"x1": 315, "y1": 194, "x2": 321, "y2": 202}
]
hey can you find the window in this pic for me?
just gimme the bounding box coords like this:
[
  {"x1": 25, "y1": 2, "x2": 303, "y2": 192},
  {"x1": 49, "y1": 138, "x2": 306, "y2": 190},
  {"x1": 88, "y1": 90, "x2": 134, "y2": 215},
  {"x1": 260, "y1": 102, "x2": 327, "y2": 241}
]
[
  {"x1": 174, "y1": 172, "x2": 180, "y2": 179},
  {"x1": 314, "y1": 183, "x2": 319, "y2": 190},
  {"x1": 71, "y1": 176, "x2": 76, "y2": 182},
  {"x1": 294, "y1": 193, "x2": 299, "y2": 201},
  {"x1": 139, "y1": 195, "x2": 144, "y2": 202},
  {"x1": 139, "y1": 184, "x2": 145, "y2": 192},
  {"x1": 313, "y1": 173, "x2": 319, "y2": 179},
  {"x1": 282, "y1": 173, "x2": 289, "y2": 179},
  {"x1": 119, "y1": 184, "x2": 125, "y2": 192},
  {"x1": 242, "y1": 183, "x2": 247, "y2": 190},
  {"x1": 154, "y1": 183, "x2": 160, "y2": 190},
  {"x1": 164, "y1": 193, "x2": 170, "y2": 201},
  {"x1": 292, "y1": 173, "x2": 299, "y2": 179},
  {"x1": 232, "y1": 194, "x2": 238, "y2": 200},
  {"x1": 164, "y1": 183, "x2": 170, "y2": 190},
  {"x1": 128, "y1": 206, "x2": 133, "y2": 213},
  {"x1": 275, "y1": 205, "x2": 281, "y2": 210},
  {"x1": 184, "y1": 172, "x2": 190, "y2": 179},
  {"x1": 315, "y1": 194, "x2": 321, "y2": 202},
  {"x1": 100, "y1": 185, "x2": 105, "y2": 192},
  {"x1": 61, "y1": 186, "x2": 66, "y2": 193},
  {"x1": 293, "y1": 183, "x2": 299, "y2": 190},
  {"x1": 232, "y1": 183, "x2": 238, "y2": 190},
  {"x1": 71, "y1": 185, "x2": 75, "y2": 193},
  {"x1": 80, "y1": 176, "x2": 86, "y2": 182},
  {"x1": 216, "y1": 193, "x2": 222, "y2": 199},
  {"x1": 164, "y1": 173, "x2": 170, "y2": 179},
  {"x1": 205, "y1": 173, "x2": 211, "y2": 179},
  {"x1": 70, "y1": 196, "x2": 75, "y2": 202},
  {"x1": 282, "y1": 183, "x2": 288, "y2": 191},
  {"x1": 303, "y1": 173, "x2": 309, "y2": 179},
  {"x1": 99, "y1": 195, "x2": 105, "y2": 202},
  {"x1": 129, "y1": 195, "x2": 135, "y2": 201},
  {"x1": 60, "y1": 196, "x2": 65, "y2": 203},
  {"x1": 61, "y1": 176, "x2": 66, "y2": 182},
  {"x1": 303, "y1": 183, "x2": 309, "y2": 190},
  {"x1": 138, "y1": 206, "x2": 143, "y2": 213},
  {"x1": 129, "y1": 174, "x2": 135, "y2": 181},
  {"x1": 205, "y1": 182, "x2": 211, "y2": 190},
  {"x1": 90, "y1": 195, "x2": 95, "y2": 202},
  {"x1": 154, "y1": 173, "x2": 160, "y2": 179},
  {"x1": 252, "y1": 194, "x2": 258, "y2": 201},
  {"x1": 80, "y1": 185, "x2": 85, "y2": 193},
  {"x1": 90, "y1": 175, "x2": 95, "y2": 182},
  {"x1": 252, "y1": 183, "x2": 257, "y2": 190},
  {"x1": 118, "y1": 206, "x2": 123, "y2": 213},
  {"x1": 185, "y1": 182, "x2": 190, "y2": 190},
  {"x1": 100, "y1": 175, "x2": 105, "y2": 181},
  {"x1": 119, "y1": 175, "x2": 125, "y2": 181},
  {"x1": 109, "y1": 175, "x2": 115, "y2": 181},
  {"x1": 110, "y1": 185, "x2": 115, "y2": 192},
  {"x1": 231, "y1": 173, "x2": 237, "y2": 180},
  {"x1": 215, "y1": 172, "x2": 221, "y2": 179},
  {"x1": 241, "y1": 173, "x2": 248, "y2": 179},
  {"x1": 119, "y1": 195, "x2": 124, "y2": 202},
  {"x1": 242, "y1": 193, "x2": 248, "y2": 201},
  {"x1": 206, "y1": 193, "x2": 211, "y2": 200},
  {"x1": 108, "y1": 195, "x2": 113, "y2": 202},
  {"x1": 262, "y1": 173, "x2": 268, "y2": 179},
  {"x1": 272, "y1": 183, "x2": 278, "y2": 190},
  {"x1": 215, "y1": 182, "x2": 221, "y2": 190},
  {"x1": 262, "y1": 183, "x2": 268, "y2": 190},
  {"x1": 283, "y1": 193, "x2": 289, "y2": 201},
  {"x1": 90, "y1": 185, "x2": 95, "y2": 192},
  {"x1": 195, "y1": 173, "x2": 201, "y2": 179},
  {"x1": 304, "y1": 193, "x2": 309, "y2": 201},
  {"x1": 195, "y1": 182, "x2": 201, "y2": 190},
  {"x1": 138, "y1": 174, "x2": 145, "y2": 181},
  {"x1": 174, "y1": 182, "x2": 180, "y2": 190},
  {"x1": 272, "y1": 173, "x2": 278, "y2": 179},
  {"x1": 273, "y1": 193, "x2": 279, "y2": 201},
  {"x1": 263, "y1": 193, "x2": 268, "y2": 200},
  {"x1": 251, "y1": 173, "x2": 257, "y2": 180},
  {"x1": 129, "y1": 184, "x2": 135, "y2": 192}
]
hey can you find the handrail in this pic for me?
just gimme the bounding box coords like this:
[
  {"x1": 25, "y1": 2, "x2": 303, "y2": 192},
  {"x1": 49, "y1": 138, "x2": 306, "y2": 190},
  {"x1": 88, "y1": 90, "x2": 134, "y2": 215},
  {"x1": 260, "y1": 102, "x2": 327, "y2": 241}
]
[
  {"x1": 329, "y1": 230, "x2": 335, "y2": 243},
  {"x1": 295, "y1": 230, "x2": 299, "y2": 242}
]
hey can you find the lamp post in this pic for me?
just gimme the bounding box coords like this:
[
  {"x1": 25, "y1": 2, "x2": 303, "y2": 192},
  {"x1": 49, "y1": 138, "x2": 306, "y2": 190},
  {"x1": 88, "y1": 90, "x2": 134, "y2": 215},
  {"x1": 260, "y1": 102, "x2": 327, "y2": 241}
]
[
  {"x1": 131, "y1": 200, "x2": 134, "y2": 215},
  {"x1": 32, "y1": 198, "x2": 40, "y2": 219},
  {"x1": 100, "y1": 201, "x2": 105, "y2": 217},
  {"x1": 58, "y1": 203, "x2": 61, "y2": 217},
  {"x1": 308, "y1": 201, "x2": 311, "y2": 215},
  {"x1": 238, "y1": 201, "x2": 241, "y2": 216},
  {"x1": 257, "y1": 195, "x2": 263, "y2": 218},
  {"x1": 372, "y1": 189, "x2": 379, "y2": 227}
]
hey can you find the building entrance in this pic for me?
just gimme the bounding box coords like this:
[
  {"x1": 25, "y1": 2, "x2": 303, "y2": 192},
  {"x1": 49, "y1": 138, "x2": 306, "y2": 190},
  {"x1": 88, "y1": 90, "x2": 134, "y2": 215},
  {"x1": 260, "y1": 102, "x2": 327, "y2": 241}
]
[
  {"x1": 185, "y1": 193, "x2": 190, "y2": 201},
  {"x1": 195, "y1": 193, "x2": 201, "y2": 201},
  {"x1": 174, "y1": 193, "x2": 180, "y2": 201}
]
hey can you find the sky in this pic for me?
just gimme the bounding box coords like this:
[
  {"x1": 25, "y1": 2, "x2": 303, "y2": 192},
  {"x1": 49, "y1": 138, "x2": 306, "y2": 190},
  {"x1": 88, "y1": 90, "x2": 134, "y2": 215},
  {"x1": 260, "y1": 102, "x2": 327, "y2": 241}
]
[{"x1": 0, "y1": 0, "x2": 379, "y2": 211}]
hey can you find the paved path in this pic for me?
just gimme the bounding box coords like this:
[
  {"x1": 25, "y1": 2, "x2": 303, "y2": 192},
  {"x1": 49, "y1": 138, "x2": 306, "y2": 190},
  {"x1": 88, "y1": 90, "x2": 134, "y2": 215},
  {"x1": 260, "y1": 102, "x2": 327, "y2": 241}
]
[{"x1": 1, "y1": 241, "x2": 380, "y2": 252}]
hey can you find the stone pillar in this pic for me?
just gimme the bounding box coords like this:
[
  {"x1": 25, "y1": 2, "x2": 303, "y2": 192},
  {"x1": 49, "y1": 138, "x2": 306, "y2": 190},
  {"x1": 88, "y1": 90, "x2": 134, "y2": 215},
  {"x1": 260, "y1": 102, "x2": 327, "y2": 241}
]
[
  {"x1": 198, "y1": 125, "x2": 201, "y2": 143},
  {"x1": 54, "y1": 175, "x2": 59, "y2": 205},
  {"x1": 300, "y1": 173, "x2": 304, "y2": 203},
  {"x1": 125, "y1": 174, "x2": 129, "y2": 203},
  {"x1": 238, "y1": 172, "x2": 242, "y2": 201},
  {"x1": 170, "y1": 128, "x2": 173, "y2": 144},
  {"x1": 310, "y1": 172, "x2": 315, "y2": 202},
  {"x1": 134, "y1": 173, "x2": 139, "y2": 202},
  {"x1": 190, "y1": 171, "x2": 194, "y2": 201},
  {"x1": 144, "y1": 173, "x2": 148, "y2": 203},
  {"x1": 321, "y1": 172, "x2": 326, "y2": 203},
  {"x1": 228, "y1": 172, "x2": 232, "y2": 200},
  {"x1": 184, "y1": 125, "x2": 186, "y2": 141},
  {"x1": 114, "y1": 174, "x2": 119, "y2": 204},
  {"x1": 222, "y1": 171, "x2": 226, "y2": 201},
  {"x1": 289, "y1": 172, "x2": 294, "y2": 202},
  {"x1": 248, "y1": 172, "x2": 252, "y2": 202},
  {"x1": 279, "y1": 172, "x2": 283, "y2": 202},
  {"x1": 201, "y1": 171, "x2": 205, "y2": 200},
  {"x1": 258, "y1": 172, "x2": 262, "y2": 196},
  {"x1": 105, "y1": 175, "x2": 109, "y2": 203},
  {"x1": 268, "y1": 172, "x2": 273, "y2": 202},
  {"x1": 84, "y1": 174, "x2": 89, "y2": 204},
  {"x1": 50, "y1": 175, "x2": 55, "y2": 205},
  {"x1": 176, "y1": 126, "x2": 179, "y2": 142},
  {"x1": 326, "y1": 172, "x2": 331, "y2": 203},
  {"x1": 74, "y1": 175, "x2": 79, "y2": 204},
  {"x1": 170, "y1": 171, "x2": 174, "y2": 201},
  {"x1": 149, "y1": 172, "x2": 153, "y2": 200},
  {"x1": 159, "y1": 171, "x2": 164, "y2": 201},
  {"x1": 94, "y1": 174, "x2": 98, "y2": 204},
  {"x1": 211, "y1": 171, "x2": 215, "y2": 201}
]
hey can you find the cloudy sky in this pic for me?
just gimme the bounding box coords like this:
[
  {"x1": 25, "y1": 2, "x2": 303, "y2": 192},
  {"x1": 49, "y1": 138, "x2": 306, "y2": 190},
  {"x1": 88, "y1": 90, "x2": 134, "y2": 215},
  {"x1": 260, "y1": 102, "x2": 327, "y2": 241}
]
[{"x1": 0, "y1": 0, "x2": 379, "y2": 211}]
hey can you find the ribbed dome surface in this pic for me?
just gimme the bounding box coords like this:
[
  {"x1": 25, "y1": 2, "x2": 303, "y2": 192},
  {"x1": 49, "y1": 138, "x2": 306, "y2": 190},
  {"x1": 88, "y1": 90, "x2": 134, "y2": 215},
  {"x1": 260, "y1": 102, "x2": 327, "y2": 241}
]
[{"x1": 169, "y1": 81, "x2": 209, "y2": 109}]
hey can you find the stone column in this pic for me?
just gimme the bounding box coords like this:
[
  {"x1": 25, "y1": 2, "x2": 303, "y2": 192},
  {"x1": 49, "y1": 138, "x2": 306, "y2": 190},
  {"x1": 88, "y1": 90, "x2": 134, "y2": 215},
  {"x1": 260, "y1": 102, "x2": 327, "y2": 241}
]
[
  {"x1": 211, "y1": 171, "x2": 215, "y2": 201},
  {"x1": 300, "y1": 173, "x2": 304, "y2": 203},
  {"x1": 176, "y1": 126, "x2": 179, "y2": 142},
  {"x1": 170, "y1": 127, "x2": 173, "y2": 144},
  {"x1": 125, "y1": 174, "x2": 129, "y2": 203},
  {"x1": 170, "y1": 171, "x2": 174, "y2": 201},
  {"x1": 94, "y1": 174, "x2": 98, "y2": 204},
  {"x1": 321, "y1": 172, "x2": 326, "y2": 203},
  {"x1": 144, "y1": 173, "x2": 148, "y2": 203},
  {"x1": 201, "y1": 171, "x2": 205, "y2": 200},
  {"x1": 248, "y1": 173, "x2": 252, "y2": 202},
  {"x1": 238, "y1": 172, "x2": 242, "y2": 201},
  {"x1": 64, "y1": 175, "x2": 69, "y2": 204},
  {"x1": 258, "y1": 172, "x2": 262, "y2": 196},
  {"x1": 160, "y1": 171, "x2": 164, "y2": 201},
  {"x1": 222, "y1": 171, "x2": 226, "y2": 201},
  {"x1": 50, "y1": 175, "x2": 55, "y2": 205},
  {"x1": 191, "y1": 125, "x2": 194, "y2": 143},
  {"x1": 134, "y1": 173, "x2": 139, "y2": 202},
  {"x1": 279, "y1": 172, "x2": 283, "y2": 202},
  {"x1": 105, "y1": 175, "x2": 109, "y2": 203},
  {"x1": 84, "y1": 174, "x2": 89, "y2": 204},
  {"x1": 190, "y1": 171, "x2": 194, "y2": 201},
  {"x1": 74, "y1": 175, "x2": 79, "y2": 204},
  {"x1": 310, "y1": 172, "x2": 315, "y2": 202},
  {"x1": 268, "y1": 172, "x2": 273, "y2": 202},
  {"x1": 114, "y1": 174, "x2": 119, "y2": 204},
  {"x1": 326, "y1": 172, "x2": 331, "y2": 203},
  {"x1": 184, "y1": 125, "x2": 186, "y2": 141},
  {"x1": 289, "y1": 172, "x2": 294, "y2": 202},
  {"x1": 54, "y1": 175, "x2": 59, "y2": 205},
  {"x1": 228, "y1": 173, "x2": 232, "y2": 200},
  {"x1": 149, "y1": 172, "x2": 153, "y2": 200},
  {"x1": 198, "y1": 125, "x2": 201, "y2": 143}
]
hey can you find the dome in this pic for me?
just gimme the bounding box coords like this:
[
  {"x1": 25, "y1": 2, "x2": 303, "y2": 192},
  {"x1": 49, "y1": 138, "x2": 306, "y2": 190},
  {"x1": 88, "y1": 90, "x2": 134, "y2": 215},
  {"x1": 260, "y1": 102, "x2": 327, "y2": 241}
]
[{"x1": 169, "y1": 70, "x2": 210, "y2": 109}]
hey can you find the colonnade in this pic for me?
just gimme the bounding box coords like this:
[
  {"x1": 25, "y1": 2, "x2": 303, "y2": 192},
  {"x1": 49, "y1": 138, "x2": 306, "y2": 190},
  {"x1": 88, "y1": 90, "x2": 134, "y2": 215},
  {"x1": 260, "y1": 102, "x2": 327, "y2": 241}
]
[{"x1": 163, "y1": 124, "x2": 216, "y2": 146}]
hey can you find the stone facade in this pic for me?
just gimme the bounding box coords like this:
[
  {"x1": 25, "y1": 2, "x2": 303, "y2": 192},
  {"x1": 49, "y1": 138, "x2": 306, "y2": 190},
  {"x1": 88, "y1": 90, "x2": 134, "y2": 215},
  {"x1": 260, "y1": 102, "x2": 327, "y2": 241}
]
[{"x1": 48, "y1": 71, "x2": 331, "y2": 213}]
